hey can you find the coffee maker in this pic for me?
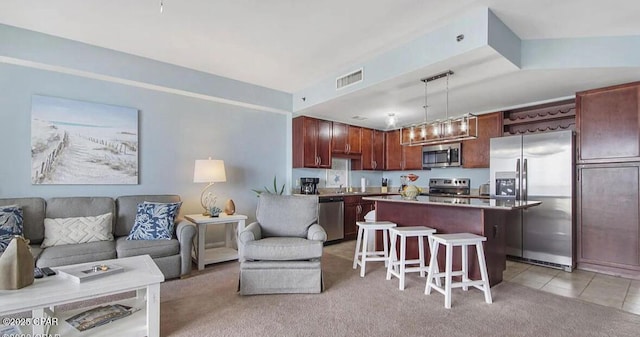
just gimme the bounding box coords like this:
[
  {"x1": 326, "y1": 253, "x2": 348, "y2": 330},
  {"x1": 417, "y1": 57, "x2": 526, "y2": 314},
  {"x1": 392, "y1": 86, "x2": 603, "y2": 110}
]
[{"x1": 300, "y1": 177, "x2": 319, "y2": 194}]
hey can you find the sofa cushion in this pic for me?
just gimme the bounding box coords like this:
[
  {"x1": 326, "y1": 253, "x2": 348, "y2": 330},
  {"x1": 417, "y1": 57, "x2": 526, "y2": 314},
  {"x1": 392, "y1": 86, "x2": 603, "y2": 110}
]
[
  {"x1": 0, "y1": 198, "x2": 46, "y2": 245},
  {"x1": 243, "y1": 237, "x2": 323, "y2": 261},
  {"x1": 45, "y1": 197, "x2": 115, "y2": 233},
  {"x1": 41, "y1": 213, "x2": 114, "y2": 248},
  {"x1": 127, "y1": 202, "x2": 182, "y2": 240},
  {"x1": 0, "y1": 204, "x2": 23, "y2": 253},
  {"x1": 256, "y1": 194, "x2": 318, "y2": 238},
  {"x1": 35, "y1": 240, "x2": 116, "y2": 268},
  {"x1": 116, "y1": 195, "x2": 181, "y2": 237},
  {"x1": 115, "y1": 236, "x2": 179, "y2": 259}
]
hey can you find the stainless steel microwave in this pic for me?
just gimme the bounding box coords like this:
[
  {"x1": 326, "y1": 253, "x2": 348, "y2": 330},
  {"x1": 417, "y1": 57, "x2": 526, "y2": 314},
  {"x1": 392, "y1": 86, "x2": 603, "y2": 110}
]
[{"x1": 422, "y1": 143, "x2": 461, "y2": 169}]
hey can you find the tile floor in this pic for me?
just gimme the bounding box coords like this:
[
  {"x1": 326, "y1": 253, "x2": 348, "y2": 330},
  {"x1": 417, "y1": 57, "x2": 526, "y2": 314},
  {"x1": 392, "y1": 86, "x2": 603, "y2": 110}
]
[{"x1": 325, "y1": 240, "x2": 640, "y2": 315}]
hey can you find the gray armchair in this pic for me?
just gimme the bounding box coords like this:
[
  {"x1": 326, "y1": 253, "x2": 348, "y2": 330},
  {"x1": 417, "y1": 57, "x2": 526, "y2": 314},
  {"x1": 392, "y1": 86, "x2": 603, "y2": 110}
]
[{"x1": 237, "y1": 194, "x2": 326, "y2": 295}]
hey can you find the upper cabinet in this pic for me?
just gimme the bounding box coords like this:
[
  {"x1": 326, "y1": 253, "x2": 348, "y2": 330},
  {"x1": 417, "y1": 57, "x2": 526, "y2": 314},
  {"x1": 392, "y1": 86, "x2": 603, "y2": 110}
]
[
  {"x1": 577, "y1": 82, "x2": 640, "y2": 164},
  {"x1": 332, "y1": 122, "x2": 362, "y2": 154},
  {"x1": 385, "y1": 130, "x2": 422, "y2": 171},
  {"x1": 293, "y1": 116, "x2": 332, "y2": 168},
  {"x1": 461, "y1": 112, "x2": 503, "y2": 168},
  {"x1": 361, "y1": 128, "x2": 385, "y2": 170}
]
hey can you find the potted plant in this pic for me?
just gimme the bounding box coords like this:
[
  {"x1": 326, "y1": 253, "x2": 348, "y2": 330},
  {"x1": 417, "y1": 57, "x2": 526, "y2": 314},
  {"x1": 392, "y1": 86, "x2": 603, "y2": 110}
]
[{"x1": 252, "y1": 176, "x2": 285, "y2": 196}]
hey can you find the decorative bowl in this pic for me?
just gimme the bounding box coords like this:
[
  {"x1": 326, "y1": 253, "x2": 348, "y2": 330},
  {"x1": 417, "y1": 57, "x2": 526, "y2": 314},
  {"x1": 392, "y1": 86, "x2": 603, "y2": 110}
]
[{"x1": 400, "y1": 185, "x2": 420, "y2": 199}]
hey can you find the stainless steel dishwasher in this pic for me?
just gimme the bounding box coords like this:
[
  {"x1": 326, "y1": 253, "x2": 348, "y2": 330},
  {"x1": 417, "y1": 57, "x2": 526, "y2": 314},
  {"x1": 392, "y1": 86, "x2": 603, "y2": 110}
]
[{"x1": 318, "y1": 196, "x2": 344, "y2": 242}]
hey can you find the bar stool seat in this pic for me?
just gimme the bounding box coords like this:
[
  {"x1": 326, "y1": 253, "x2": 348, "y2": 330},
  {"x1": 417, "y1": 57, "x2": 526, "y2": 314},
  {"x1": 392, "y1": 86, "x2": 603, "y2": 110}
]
[
  {"x1": 386, "y1": 226, "x2": 439, "y2": 290},
  {"x1": 353, "y1": 221, "x2": 397, "y2": 277},
  {"x1": 424, "y1": 233, "x2": 492, "y2": 309}
]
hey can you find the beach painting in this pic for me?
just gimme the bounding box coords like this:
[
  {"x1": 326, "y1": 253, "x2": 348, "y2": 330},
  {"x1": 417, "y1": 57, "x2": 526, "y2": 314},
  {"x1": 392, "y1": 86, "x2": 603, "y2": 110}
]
[{"x1": 31, "y1": 95, "x2": 138, "y2": 184}]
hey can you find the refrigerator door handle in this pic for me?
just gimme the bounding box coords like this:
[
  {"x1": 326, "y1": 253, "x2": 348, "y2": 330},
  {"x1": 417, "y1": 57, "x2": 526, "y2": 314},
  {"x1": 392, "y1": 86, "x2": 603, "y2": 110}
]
[
  {"x1": 523, "y1": 158, "x2": 528, "y2": 201},
  {"x1": 515, "y1": 158, "x2": 521, "y2": 200},
  {"x1": 447, "y1": 148, "x2": 451, "y2": 164}
]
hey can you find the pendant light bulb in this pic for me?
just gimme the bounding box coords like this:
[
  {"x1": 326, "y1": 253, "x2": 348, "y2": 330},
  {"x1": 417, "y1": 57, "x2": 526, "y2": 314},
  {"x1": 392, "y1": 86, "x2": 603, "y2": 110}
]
[
  {"x1": 409, "y1": 127, "x2": 415, "y2": 140},
  {"x1": 160, "y1": 1, "x2": 164, "y2": 13},
  {"x1": 420, "y1": 125, "x2": 427, "y2": 138}
]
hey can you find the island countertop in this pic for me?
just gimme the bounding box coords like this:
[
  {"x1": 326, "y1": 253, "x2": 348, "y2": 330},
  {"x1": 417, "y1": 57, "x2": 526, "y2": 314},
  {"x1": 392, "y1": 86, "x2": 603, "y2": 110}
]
[{"x1": 362, "y1": 195, "x2": 541, "y2": 210}]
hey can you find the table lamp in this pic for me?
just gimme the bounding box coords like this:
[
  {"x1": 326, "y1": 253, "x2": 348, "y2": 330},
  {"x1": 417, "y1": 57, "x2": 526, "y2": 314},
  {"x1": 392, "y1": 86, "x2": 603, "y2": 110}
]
[{"x1": 193, "y1": 158, "x2": 227, "y2": 215}]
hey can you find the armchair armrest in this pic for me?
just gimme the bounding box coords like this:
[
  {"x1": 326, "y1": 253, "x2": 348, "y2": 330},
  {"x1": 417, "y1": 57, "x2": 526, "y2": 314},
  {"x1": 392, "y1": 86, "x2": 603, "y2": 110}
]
[
  {"x1": 239, "y1": 222, "x2": 262, "y2": 243},
  {"x1": 307, "y1": 224, "x2": 327, "y2": 242},
  {"x1": 176, "y1": 220, "x2": 197, "y2": 276},
  {"x1": 238, "y1": 222, "x2": 262, "y2": 262}
]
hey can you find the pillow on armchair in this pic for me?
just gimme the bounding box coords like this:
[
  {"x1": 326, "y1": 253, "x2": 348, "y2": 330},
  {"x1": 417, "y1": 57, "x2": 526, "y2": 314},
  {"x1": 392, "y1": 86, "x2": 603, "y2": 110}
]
[
  {"x1": 0, "y1": 205, "x2": 23, "y2": 253},
  {"x1": 127, "y1": 202, "x2": 182, "y2": 240}
]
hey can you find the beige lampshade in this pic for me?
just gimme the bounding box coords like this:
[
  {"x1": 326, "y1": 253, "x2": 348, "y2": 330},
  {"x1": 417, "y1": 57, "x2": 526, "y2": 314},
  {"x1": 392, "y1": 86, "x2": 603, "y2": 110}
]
[{"x1": 193, "y1": 159, "x2": 227, "y2": 183}]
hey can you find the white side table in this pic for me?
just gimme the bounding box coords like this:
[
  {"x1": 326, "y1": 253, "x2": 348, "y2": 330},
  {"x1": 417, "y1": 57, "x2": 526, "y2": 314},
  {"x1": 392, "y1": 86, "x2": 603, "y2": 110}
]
[{"x1": 185, "y1": 213, "x2": 248, "y2": 270}]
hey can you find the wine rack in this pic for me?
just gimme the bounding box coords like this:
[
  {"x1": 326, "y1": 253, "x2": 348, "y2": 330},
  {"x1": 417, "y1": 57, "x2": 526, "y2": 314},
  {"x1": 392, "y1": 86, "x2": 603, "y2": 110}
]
[{"x1": 503, "y1": 99, "x2": 576, "y2": 136}]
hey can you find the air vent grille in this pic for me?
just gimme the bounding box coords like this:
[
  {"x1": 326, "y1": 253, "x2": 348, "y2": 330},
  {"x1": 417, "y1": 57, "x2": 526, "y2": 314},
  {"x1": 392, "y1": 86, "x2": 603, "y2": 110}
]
[{"x1": 336, "y1": 68, "x2": 363, "y2": 90}]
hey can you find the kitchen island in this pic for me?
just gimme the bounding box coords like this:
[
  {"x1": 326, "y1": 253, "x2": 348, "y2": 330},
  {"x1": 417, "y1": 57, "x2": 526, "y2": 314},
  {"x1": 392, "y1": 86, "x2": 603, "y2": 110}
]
[{"x1": 363, "y1": 195, "x2": 541, "y2": 286}]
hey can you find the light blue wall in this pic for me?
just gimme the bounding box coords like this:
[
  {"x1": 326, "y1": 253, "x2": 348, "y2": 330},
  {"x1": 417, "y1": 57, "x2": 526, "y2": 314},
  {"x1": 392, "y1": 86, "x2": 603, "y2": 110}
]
[
  {"x1": 293, "y1": 7, "x2": 493, "y2": 112},
  {"x1": 0, "y1": 25, "x2": 291, "y2": 226},
  {"x1": 0, "y1": 24, "x2": 291, "y2": 112},
  {"x1": 522, "y1": 36, "x2": 640, "y2": 69},
  {"x1": 292, "y1": 167, "x2": 489, "y2": 192},
  {"x1": 383, "y1": 168, "x2": 489, "y2": 191}
]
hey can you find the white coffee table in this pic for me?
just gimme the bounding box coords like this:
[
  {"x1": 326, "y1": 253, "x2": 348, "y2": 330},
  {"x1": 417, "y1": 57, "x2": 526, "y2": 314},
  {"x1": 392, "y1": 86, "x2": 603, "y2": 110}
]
[{"x1": 0, "y1": 254, "x2": 164, "y2": 337}]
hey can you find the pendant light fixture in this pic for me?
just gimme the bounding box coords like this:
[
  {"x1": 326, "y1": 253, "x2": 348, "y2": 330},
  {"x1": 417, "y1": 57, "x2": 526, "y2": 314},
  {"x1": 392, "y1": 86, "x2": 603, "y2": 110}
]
[{"x1": 400, "y1": 70, "x2": 477, "y2": 146}]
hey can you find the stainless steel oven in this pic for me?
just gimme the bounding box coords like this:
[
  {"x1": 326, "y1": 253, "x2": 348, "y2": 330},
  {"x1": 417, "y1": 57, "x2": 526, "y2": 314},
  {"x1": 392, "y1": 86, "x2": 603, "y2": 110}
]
[{"x1": 422, "y1": 143, "x2": 461, "y2": 169}]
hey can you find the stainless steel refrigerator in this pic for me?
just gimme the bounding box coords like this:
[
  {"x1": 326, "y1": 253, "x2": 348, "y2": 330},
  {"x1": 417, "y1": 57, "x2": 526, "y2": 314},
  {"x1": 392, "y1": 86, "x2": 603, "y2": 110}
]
[{"x1": 490, "y1": 130, "x2": 574, "y2": 271}]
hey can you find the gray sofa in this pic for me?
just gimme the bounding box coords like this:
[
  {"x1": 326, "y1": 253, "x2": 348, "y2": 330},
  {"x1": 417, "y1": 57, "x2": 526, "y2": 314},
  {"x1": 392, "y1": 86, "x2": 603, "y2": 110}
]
[{"x1": 0, "y1": 195, "x2": 197, "y2": 279}]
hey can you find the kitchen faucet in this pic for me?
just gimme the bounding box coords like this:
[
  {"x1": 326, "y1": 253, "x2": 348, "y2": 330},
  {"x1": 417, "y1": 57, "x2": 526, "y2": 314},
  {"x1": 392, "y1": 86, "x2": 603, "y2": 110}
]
[{"x1": 336, "y1": 184, "x2": 344, "y2": 194}]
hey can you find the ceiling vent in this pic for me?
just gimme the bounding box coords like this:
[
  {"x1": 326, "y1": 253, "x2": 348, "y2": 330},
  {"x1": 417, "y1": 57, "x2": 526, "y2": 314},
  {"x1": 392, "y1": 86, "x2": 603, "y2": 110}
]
[{"x1": 336, "y1": 68, "x2": 363, "y2": 90}]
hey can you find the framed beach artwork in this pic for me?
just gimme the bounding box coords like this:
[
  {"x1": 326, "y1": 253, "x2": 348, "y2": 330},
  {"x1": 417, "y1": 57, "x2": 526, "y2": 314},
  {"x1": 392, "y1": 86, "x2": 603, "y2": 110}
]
[{"x1": 31, "y1": 95, "x2": 139, "y2": 184}]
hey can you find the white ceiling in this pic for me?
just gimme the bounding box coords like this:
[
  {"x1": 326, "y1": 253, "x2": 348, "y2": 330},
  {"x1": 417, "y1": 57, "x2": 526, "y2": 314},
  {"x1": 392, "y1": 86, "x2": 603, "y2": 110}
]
[{"x1": 1, "y1": 0, "x2": 640, "y2": 129}]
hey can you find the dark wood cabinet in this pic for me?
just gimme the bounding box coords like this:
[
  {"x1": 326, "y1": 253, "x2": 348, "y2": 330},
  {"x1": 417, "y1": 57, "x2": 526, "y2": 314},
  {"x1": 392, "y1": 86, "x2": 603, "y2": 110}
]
[
  {"x1": 343, "y1": 203, "x2": 358, "y2": 240},
  {"x1": 293, "y1": 116, "x2": 332, "y2": 168},
  {"x1": 577, "y1": 163, "x2": 640, "y2": 270},
  {"x1": 362, "y1": 128, "x2": 385, "y2": 170},
  {"x1": 462, "y1": 112, "x2": 503, "y2": 168},
  {"x1": 343, "y1": 196, "x2": 375, "y2": 240},
  {"x1": 576, "y1": 81, "x2": 640, "y2": 276},
  {"x1": 577, "y1": 82, "x2": 640, "y2": 164},
  {"x1": 332, "y1": 122, "x2": 362, "y2": 154},
  {"x1": 385, "y1": 130, "x2": 402, "y2": 170},
  {"x1": 384, "y1": 130, "x2": 422, "y2": 170}
]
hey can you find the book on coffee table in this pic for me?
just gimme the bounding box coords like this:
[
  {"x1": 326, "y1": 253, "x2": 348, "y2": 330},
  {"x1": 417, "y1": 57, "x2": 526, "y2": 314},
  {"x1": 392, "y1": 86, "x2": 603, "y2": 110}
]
[{"x1": 58, "y1": 263, "x2": 124, "y2": 283}]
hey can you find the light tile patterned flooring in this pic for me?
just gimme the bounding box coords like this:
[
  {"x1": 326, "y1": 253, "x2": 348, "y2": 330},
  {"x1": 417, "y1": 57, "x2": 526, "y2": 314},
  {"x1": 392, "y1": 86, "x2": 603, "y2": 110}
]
[{"x1": 325, "y1": 240, "x2": 640, "y2": 315}]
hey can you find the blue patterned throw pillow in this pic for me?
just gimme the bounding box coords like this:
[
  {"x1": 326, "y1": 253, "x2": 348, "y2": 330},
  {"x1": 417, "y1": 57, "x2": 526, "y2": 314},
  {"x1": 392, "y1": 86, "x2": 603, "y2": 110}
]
[
  {"x1": 126, "y1": 202, "x2": 182, "y2": 240},
  {"x1": 0, "y1": 205, "x2": 24, "y2": 253}
]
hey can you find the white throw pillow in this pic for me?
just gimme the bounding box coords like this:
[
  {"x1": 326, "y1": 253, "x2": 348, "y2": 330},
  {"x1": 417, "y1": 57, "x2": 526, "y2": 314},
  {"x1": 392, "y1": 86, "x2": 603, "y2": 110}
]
[{"x1": 41, "y1": 213, "x2": 114, "y2": 248}]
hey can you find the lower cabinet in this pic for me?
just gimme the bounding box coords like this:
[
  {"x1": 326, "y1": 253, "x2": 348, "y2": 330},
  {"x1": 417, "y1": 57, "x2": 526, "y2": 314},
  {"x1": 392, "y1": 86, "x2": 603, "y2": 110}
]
[
  {"x1": 577, "y1": 162, "x2": 640, "y2": 273},
  {"x1": 343, "y1": 196, "x2": 375, "y2": 240}
]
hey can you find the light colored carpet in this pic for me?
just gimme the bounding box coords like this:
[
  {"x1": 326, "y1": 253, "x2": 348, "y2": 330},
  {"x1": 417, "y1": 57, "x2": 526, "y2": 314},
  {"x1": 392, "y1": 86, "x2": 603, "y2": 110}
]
[{"x1": 160, "y1": 252, "x2": 640, "y2": 337}]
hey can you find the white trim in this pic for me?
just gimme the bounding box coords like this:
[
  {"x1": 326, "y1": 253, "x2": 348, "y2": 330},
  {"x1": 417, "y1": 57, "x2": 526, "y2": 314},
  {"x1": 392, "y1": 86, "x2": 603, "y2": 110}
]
[{"x1": 0, "y1": 56, "x2": 290, "y2": 115}]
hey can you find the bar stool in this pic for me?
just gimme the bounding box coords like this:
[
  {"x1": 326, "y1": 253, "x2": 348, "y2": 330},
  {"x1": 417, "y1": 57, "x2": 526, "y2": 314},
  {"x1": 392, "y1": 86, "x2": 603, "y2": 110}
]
[
  {"x1": 353, "y1": 221, "x2": 397, "y2": 277},
  {"x1": 424, "y1": 233, "x2": 492, "y2": 309},
  {"x1": 386, "y1": 226, "x2": 439, "y2": 290}
]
